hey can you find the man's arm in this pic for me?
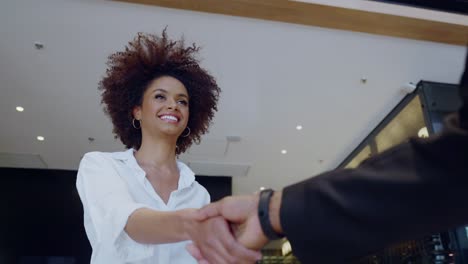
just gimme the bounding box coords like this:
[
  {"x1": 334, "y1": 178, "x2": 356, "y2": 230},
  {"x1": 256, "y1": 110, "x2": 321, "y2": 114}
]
[{"x1": 280, "y1": 113, "x2": 468, "y2": 263}]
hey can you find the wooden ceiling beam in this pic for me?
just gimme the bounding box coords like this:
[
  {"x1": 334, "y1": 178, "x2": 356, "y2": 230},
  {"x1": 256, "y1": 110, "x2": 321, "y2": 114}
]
[{"x1": 115, "y1": 0, "x2": 468, "y2": 46}]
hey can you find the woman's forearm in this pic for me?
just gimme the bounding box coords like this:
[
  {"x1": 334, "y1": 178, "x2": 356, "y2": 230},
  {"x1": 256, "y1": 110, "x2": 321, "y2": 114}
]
[{"x1": 125, "y1": 208, "x2": 195, "y2": 244}]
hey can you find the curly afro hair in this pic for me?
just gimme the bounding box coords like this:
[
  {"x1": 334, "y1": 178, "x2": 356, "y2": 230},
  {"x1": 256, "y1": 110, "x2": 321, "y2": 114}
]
[{"x1": 99, "y1": 30, "x2": 221, "y2": 155}]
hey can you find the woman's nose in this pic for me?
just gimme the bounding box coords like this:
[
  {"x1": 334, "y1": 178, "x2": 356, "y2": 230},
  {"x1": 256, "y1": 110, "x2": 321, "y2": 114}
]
[{"x1": 167, "y1": 99, "x2": 178, "y2": 109}]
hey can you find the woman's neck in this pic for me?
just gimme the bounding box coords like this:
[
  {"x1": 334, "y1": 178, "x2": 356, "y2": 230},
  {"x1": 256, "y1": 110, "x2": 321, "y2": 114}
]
[
  {"x1": 134, "y1": 136, "x2": 178, "y2": 170},
  {"x1": 134, "y1": 136, "x2": 180, "y2": 202}
]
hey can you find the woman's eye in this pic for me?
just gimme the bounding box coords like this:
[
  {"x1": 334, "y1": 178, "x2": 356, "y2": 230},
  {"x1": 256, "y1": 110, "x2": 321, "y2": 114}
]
[
  {"x1": 178, "y1": 100, "x2": 188, "y2": 106},
  {"x1": 155, "y1": 94, "x2": 165, "y2": 100}
]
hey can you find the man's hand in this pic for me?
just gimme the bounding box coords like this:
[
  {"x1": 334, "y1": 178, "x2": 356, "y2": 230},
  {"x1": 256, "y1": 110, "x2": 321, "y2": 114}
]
[
  {"x1": 184, "y1": 210, "x2": 262, "y2": 264},
  {"x1": 186, "y1": 191, "x2": 284, "y2": 263},
  {"x1": 196, "y1": 195, "x2": 269, "y2": 250}
]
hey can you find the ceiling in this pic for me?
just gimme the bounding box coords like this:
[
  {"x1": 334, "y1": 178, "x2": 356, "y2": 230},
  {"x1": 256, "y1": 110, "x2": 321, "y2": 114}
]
[{"x1": 0, "y1": 0, "x2": 466, "y2": 195}]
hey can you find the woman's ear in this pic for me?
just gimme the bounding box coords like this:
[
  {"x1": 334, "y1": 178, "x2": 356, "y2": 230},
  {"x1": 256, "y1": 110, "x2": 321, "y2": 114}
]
[{"x1": 132, "y1": 106, "x2": 141, "y2": 120}]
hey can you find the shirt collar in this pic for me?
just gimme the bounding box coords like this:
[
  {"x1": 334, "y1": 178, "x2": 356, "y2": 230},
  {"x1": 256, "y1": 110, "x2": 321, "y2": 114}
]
[
  {"x1": 111, "y1": 148, "x2": 133, "y2": 161},
  {"x1": 111, "y1": 148, "x2": 195, "y2": 190},
  {"x1": 176, "y1": 160, "x2": 196, "y2": 190}
]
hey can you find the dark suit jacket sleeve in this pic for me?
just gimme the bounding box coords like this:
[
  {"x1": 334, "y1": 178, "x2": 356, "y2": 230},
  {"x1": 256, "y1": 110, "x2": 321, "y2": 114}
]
[{"x1": 280, "y1": 113, "x2": 468, "y2": 263}]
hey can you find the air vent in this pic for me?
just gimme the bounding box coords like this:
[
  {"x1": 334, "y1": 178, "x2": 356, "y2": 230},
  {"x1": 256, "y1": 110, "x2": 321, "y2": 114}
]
[
  {"x1": 187, "y1": 161, "x2": 250, "y2": 177},
  {"x1": 187, "y1": 140, "x2": 227, "y2": 156},
  {"x1": 0, "y1": 152, "x2": 47, "y2": 169}
]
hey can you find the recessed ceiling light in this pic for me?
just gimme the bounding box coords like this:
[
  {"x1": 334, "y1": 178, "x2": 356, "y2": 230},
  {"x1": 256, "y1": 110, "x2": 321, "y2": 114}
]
[
  {"x1": 16, "y1": 106, "x2": 24, "y2": 112},
  {"x1": 281, "y1": 149, "x2": 287, "y2": 154},
  {"x1": 296, "y1": 125, "x2": 302, "y2": 130},
  {"x1": 37, "y1": 136, "x2": 45, "y2": 141}
]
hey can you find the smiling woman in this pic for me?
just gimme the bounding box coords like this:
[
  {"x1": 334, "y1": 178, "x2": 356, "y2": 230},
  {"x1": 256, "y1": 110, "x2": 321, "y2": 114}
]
[{"x1": 75, "y1": 31, "x2": 260, "y2": 264}]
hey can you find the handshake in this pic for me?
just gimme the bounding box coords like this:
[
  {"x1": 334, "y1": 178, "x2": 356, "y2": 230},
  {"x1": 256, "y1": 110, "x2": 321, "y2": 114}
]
[{"x1": 184, "y1": 190, "x2": 284, "y2": 264}]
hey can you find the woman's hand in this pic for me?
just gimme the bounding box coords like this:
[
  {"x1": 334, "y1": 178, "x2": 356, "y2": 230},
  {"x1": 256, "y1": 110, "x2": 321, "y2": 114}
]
[{"x1": 183, "y1": 209, "x2": 262, "y2": 264}]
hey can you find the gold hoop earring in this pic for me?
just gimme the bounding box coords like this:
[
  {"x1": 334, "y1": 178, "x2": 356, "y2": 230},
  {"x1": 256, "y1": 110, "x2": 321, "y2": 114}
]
[
  {"x1": 181, "y1": 127, "x2": 191, "y2": 137},
  {"x1": 132, "y1": 118, "x2": 141, "y2": 129}
]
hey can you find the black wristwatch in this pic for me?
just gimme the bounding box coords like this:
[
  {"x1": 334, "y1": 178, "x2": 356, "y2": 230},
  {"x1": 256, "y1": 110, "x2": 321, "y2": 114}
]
[{"x1": 258, "y1": 189, "x2": 284, "y2": 240}]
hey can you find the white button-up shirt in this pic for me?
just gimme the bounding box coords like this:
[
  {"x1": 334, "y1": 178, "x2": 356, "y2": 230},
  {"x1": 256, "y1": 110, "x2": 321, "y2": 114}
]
[{"x1": 76, "y1": 149, "x2": 210, "y2": 264}]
